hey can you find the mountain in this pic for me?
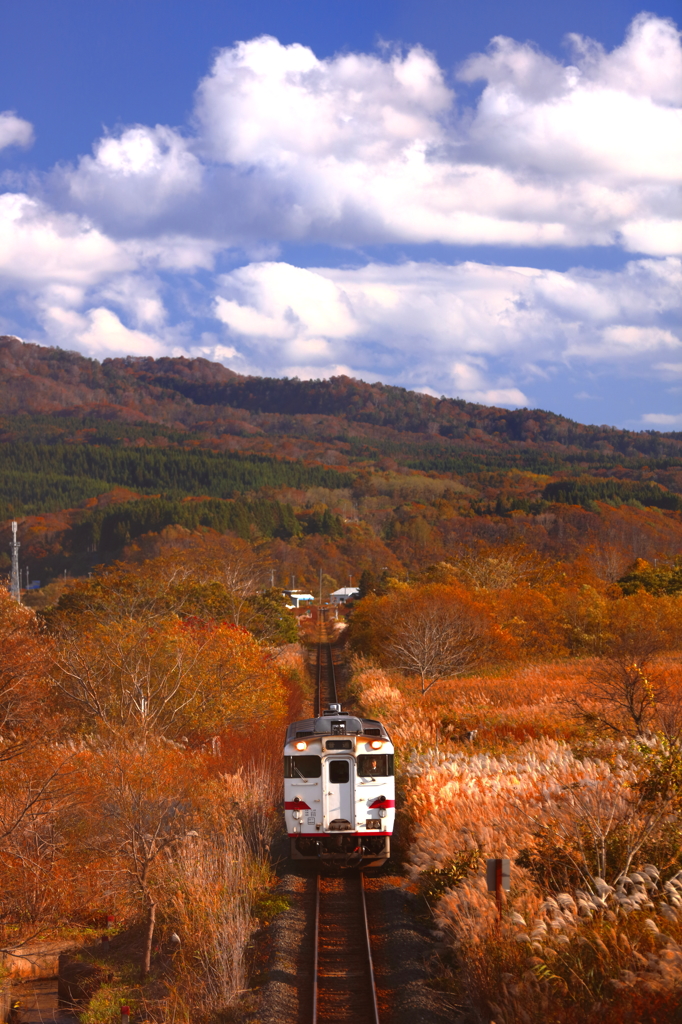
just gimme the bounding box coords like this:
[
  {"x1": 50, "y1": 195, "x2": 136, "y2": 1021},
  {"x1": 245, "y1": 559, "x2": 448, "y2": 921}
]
[
  {"x1": 2, "y1": 335, "x2": 681, "y2": 470},
  {"x1": 1, "y1": 335, "x2": 682, "y2": 589}
]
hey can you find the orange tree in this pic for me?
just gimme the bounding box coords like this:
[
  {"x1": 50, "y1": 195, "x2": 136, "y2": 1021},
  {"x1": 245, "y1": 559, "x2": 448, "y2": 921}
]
[
  {"x1": 351, "y1": 582, "x2": 502, "y2": 694},
  {"x1": 50, "y1": 615, "x2": 287, "y2": 739},
  {"x1": 0, "y1": 591, "x2": 52, "y2": 759},
  {"x1": 567, "y1": 591, "x2": 682, "y2": 736},
  {"x1": 82, "y1": 741, "x2": 202, "y2": 980},
  {"x1": 45, "y1": 560, "x2": 289, "y2": 739}
]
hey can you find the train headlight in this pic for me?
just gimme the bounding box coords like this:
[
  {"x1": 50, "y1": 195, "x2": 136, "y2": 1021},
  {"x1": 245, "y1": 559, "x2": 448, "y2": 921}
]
[
  {"x1": 370, "y1": 740, "x2": 383, "y2": 749},
  {"x1": 294, "y1": 740, "x2": 307, "y2": 750}
]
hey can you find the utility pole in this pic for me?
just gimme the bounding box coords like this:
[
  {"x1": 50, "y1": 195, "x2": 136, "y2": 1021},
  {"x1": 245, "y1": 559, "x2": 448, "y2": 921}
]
[
  {"x1": 319, "y1": 566, "x2": 323, "y2": 625},
  {"x1": 9, "y1": 521, "x2": 20, "y2": 603}
]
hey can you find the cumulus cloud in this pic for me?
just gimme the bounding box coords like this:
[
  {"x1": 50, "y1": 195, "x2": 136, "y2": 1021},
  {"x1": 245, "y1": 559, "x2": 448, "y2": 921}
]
[
  {"x1": 0, "y1": 14, "x2": 678, "y2": 423},
  {"x1": 56, "y1": 14, "x2": 682, "y2": 254},
  {"x1": 0, "y1": 190, "x2": 218, "y2": 359},
  {"x1": 66, "y1": 125, "x2": 203, "y2": 226},
  {"x1": 212, "y1": 256, "x2": 681, "y2": 403},
  {"x1": 0, "y1": 193, "x2": 132, "y2": 286},
  {"x1": 0, "y1": 111, "x2": 33, "y2": 151},
  {"x1": 42, "y1": 305, "x2": 167, "y2": 358},
  {"x1": 642, "y1": 412, "x2": 682, "y2": 426}
]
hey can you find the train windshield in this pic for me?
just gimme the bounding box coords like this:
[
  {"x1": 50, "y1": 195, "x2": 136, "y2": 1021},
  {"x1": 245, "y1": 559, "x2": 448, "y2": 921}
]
[
  {"x1": 357, "y1": 754, "x2": 393, "y2": 777},
  {"x1": 285, "y1": 755, "x2": 322, "y2": 779},
  {"x1": 329, "y1": 760, "x2": 350, "y2": 783}
]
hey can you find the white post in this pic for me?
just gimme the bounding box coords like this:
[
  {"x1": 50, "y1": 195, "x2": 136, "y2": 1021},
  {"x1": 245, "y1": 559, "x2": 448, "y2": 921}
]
[{"x1": 9, "y1": 521, "x2": 20, "y2": 603}]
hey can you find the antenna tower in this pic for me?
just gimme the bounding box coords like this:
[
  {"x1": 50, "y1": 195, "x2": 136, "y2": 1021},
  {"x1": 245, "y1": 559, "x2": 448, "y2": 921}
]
[{"x1": 9, "y1": 521, "x2": 21, "y2": 603}]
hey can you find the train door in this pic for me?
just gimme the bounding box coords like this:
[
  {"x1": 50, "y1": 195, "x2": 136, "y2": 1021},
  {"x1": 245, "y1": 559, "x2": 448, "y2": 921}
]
[{"x1": 323, "y1": 757, "x2": 354, "y2": 827}]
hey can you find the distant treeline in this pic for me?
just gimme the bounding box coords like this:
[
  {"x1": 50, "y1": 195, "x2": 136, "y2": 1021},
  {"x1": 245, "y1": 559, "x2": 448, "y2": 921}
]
[
  {"x1": 404, "y1": 445, "x2": 682, "y2": 477},
  {"x1": 71, "y1": 495, "x2": 345, "y2": 552},
  {"x1": 0, "y1": 470, "x2": 112, "y2": 519},
  {"x1": 0, "y1": 443, "x2": 355, "y2": 515},
  {"x1": 542, "y1": 477, "x2": 682, "y2": 511},
  {"x1": 72, "y1": 497, "x2": 306, "y2": 551},
  {"x1": 0, "y1": 414, "x2": 196, "y2": 446},
  {"x1": 126, "y1": 365, "x2": 682, "y2": 456}
]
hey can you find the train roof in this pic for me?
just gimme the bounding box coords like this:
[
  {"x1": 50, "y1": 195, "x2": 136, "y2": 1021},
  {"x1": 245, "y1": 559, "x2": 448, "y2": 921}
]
[{"x1": 285, "y1": 712, "x2": 391, "y2": 743}]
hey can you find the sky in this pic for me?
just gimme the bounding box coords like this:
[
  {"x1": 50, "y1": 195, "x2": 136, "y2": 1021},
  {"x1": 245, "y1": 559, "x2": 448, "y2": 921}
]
[{"x1": 0, "y1": 0, "x2": 680, "y2": 430}]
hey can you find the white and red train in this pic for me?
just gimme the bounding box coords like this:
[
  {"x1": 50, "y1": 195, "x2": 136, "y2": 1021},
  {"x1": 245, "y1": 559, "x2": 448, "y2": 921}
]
[{"x1": 284, "y1": 703, "x2": 395, "y2": 866}]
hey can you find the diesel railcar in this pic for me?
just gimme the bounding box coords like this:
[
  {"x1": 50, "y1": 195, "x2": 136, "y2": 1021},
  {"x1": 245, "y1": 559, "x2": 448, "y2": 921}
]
[{"x1": 284, "y1": 703, "x2": 395, "y2": 866}]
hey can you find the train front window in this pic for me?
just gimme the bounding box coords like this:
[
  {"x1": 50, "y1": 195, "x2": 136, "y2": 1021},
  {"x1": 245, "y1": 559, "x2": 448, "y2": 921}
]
[
  {"x1": 329, "y1": 760, "x2": 350, "y2": 784},
  {"x1": 357, "y1": 754, "x2": 393, "y2": 777},
  {"x1": 285, "y1": 755, "x2": 321, "y2": 779}
]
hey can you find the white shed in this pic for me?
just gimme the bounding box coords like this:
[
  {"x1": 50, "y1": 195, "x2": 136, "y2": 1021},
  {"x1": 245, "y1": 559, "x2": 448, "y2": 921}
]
[
  {"x1": 282, "y1": 590, "x2": 315, "y2": 608},
  {"x1": 330, "y1": 586, "x2": 360, "y2": 605}
]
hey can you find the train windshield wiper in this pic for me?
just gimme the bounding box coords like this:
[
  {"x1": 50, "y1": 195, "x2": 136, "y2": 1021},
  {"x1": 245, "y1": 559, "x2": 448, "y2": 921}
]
[{"x1": 294, "y1": 765, "x2": 308, "y2": 782}]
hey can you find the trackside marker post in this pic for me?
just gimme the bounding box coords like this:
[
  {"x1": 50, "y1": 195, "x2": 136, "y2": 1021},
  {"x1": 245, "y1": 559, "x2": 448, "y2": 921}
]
[
  {"x1": 121, "y1": 1005, "x2": 130, "y2": 1024},
  {"x1": 486, "y1": 858, "x2": 510, "y2": 920}
]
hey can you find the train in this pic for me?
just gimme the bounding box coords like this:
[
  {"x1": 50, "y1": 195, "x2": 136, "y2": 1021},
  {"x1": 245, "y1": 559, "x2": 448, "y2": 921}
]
[{"x1": 284, "y1": 702, "x2": 395, "y2": 866}]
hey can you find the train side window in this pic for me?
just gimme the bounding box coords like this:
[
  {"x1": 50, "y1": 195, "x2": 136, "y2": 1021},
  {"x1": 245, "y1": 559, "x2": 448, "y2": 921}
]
[
  {"x1": 284, "y1": 755, "x2": 322, "y2": 778},
  {"x1": 329, "y1": 760, "x2": 350, "y2": 784},
  {"x1": 357, "y1": 754, "x2": 393, "y2": 777}
]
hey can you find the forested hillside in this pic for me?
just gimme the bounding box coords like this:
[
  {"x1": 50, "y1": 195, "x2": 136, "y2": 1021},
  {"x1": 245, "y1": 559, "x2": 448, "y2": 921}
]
[
  {"x1": 2, "y1": 336, "x2": 682, "y2": 589},
  {"x1": 3, "y1": 335, "x2": 682, "y2": 466}
]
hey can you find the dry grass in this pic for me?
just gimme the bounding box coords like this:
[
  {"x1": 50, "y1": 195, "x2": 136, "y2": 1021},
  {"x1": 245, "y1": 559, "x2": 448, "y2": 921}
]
[
  {"x1": 436, "y1": 868, "x2": 682, "y2": 1024},
  {"x1": 161, "y1": 763, "x2": 280, "y2": 1022},
  {"x1": 356, "y1": 656, "x2": 682, "y2": 750},
  {"x1": 352, "y1": 657, "x2": 682, "y2": 1022},
  {"x1": 163, "y1": 831, "x2": 258, "y2": 1021}
]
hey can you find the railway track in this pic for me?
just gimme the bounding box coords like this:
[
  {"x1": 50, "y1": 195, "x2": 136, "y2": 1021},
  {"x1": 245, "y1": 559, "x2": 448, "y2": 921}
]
[
  {"x1": 312, "y1": 869, "x2": 380, "y2": 1024},
  {"x1": 314, "y1": 639, "x2": 338, "y2": 716}
]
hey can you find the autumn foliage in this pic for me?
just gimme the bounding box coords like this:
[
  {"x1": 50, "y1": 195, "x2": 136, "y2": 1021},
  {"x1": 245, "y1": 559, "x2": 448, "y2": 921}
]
[
  {"x1": 349, "y1": 558, "x2": 682, "y2": 1021},
  {"x1": 0, "y1": 550, "x2": 303, "y2": 1022},
  {"x1": 2, "y1": 342, "x2": 682, "y2": 1022}
]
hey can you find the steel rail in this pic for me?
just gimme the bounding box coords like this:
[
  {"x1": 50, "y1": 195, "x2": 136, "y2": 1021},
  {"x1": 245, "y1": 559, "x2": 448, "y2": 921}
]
[
  {"x1": 311, "y1": 869, "x2": 380, "y2": 1024},
  {"x1": 312, "y1": 870, "x2": 320, "y2": 1024},
  {"x1": 359, "y1": 870, "x2": 381, "y2": 1024},
  {"x1": 315, "y1": 640, "x2": 322, "y2": 718},
  {"x1": 326, "y1": 643, "x2": 337, "y2": 705}
]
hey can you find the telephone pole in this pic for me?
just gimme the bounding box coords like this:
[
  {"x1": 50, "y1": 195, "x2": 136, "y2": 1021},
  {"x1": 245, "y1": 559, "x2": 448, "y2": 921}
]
[{"x1": 9, "y1": 521, "x2": 20, "y2": 603}]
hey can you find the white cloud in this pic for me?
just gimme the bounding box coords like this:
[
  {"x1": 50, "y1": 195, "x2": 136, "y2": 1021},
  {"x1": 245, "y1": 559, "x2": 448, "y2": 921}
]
[
  {"x1": 98, "y1": 275, "x2": 167, "y2": 329},
  {"x1": 619, "y1": 219, "x2": 682, "y2": 257},
  {"x1": 0, "y1": 111, "x2": 33, "y2": 151},
  {"x1": 66, "y1": 126, "x2": 203, "y2": 225},
  {"x1": 212, "y1": 256, "x2": 681, "y2": 403},
  {"x1": 599, "y1": 325, "x2": 679, "y2": 352},
  {"x1": 53, "y1": 14, "x2": 681, "y2": 254},
  {"x1": 0, "y1": 193, "x2": 131, "y2": 286},
  {"x1": 458, "y1": 15, "x2": 681, "y2": 181},
  {"x1": 654, "y1": 361, "x2": 682, "y2": 375},
  {"x1": 641, "y1": 412, "x2": 682, "y2": 426},
  {"x1": 0, "y1": 15, "x2": 678, "y2": 423},
  {"x1": 42, "y1": 305, "x2": 166, "y2": 358}
]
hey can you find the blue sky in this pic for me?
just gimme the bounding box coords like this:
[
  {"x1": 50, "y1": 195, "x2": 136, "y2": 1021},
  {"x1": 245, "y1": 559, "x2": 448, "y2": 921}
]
[{"x1": 0, "y1": 0, "x2": 680, "y2": 429}]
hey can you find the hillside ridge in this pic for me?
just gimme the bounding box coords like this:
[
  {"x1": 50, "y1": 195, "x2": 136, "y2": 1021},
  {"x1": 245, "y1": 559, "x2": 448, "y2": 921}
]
[{"x1": 2, "y1": 335, "x2": 681, "y2": 459}]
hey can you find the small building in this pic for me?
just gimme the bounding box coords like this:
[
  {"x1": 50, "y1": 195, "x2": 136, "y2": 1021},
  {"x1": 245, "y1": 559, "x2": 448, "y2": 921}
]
[
  {"x1": 330, "y1": 586, "x2": 360, "y2": 605},
  {"x1": 282, "y1": 590, "x2": 315, "y2": 609}
]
